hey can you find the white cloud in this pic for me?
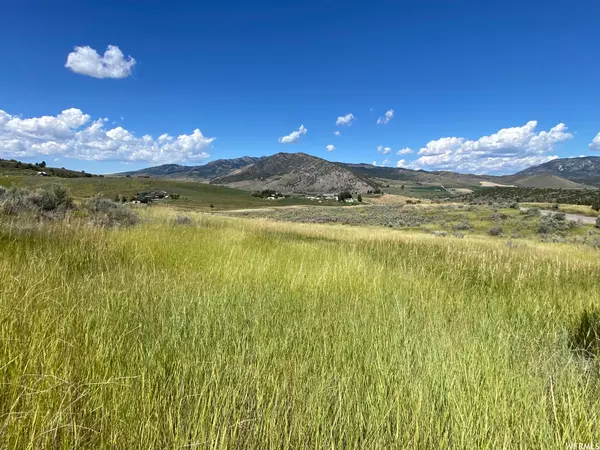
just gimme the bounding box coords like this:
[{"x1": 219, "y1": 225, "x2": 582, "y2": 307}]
[
  {"x1": 278, "y1": 124, "x2": 307, "y2": 144},
  {"x1": 397, "y1": 147, "x2": 413, "y2": 155},
  {"x1": 372, "y1": 161, "x2": 377, "y2": 166},
  {"x1": 333, "y1": 130, "x2": 341, "y2": 136},
  {"x1": 326, "y1": 144, "x2": 335, "y2": 152},
  {"x1": 396, "y1": 159, "x2": 407, "y2": 168},
  {"x1": 336, "y1": 113, "x2": 355, "y2": 126},
  {"x1": 381, "y1": 158, "x2": 391, "y2": 167},
  {"x1": 65, "y1": 45, "x2": 136, "y2": 79},
  {"x1": 589, "y1": 132, "x2": 600, "y2": 150},
  {"x1": 377, "y1": 145, "x2": 391, "y2": 154},
  {"x1": 377, "y1": 109, "x2": 394, "y2": 125},
  {"x1": 408, "y1": 121, "x2": 572, "y2": 173},
  {"x1": 0, "y1": 107, "x2": 215, "y2": 164}
]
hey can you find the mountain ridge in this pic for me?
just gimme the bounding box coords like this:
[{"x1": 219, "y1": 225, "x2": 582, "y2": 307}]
[{"x1": 114, "y1": 154, "x2": 600, "y2": 191}]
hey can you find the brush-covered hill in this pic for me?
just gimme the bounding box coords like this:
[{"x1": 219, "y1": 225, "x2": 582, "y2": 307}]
[
  {"x1": 116, "y1": 156, "x2": 263, "y2": 181},
  {"x1": 211, "y1": 152, "x2": 377, "y2": 193},
  {"x1": 509, "y1": 156, "x2": 600, "y2": 187}
]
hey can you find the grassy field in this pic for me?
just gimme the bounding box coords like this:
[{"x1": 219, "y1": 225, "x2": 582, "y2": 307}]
[
  {"x1": 0, "y1": 175, "x2": 339, "y2": 211},
  {"x1": 1, "y1": 208, "x2": 600, "y2": 448},
  {"x1": 521, "y1": 202, "x2": 600, "y2": 218},
  {"x1": 224, "y1": 203, "x2": 600, "y2": 243}
]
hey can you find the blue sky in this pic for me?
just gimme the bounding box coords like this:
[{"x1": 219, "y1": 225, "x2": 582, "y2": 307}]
[{"x1": 1, "y1": 0, "x2": 599, "y2": 174}]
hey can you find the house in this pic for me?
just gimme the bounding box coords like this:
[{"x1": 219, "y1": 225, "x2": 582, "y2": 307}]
[{"x1": 37, "y1": 171, "x2": 48, "y2": 176}]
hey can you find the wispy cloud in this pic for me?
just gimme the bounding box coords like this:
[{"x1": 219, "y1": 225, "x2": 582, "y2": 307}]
[
  {"x1": 377, "y1": 109, "x2": 394, "y2": 125},
  {"x1": 336, "y1": 113, "x2": 355, "y2": 126},
  {"x1": 278, "y1": 124, "x2": 307, "y2": 144}
]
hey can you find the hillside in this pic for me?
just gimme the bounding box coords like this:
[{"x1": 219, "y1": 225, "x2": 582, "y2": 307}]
[
  {"x1": 511, "y1": 156, "x2": 600, "y2": 187},
  {"x1": 511, "y1": 173, "x2": 589, "y2": 189},
  {"x1": 116, "y1": 156, "x2": 263, "y2": 180},
  {"x1": 211, "y1": 153, "x2": 377, "y2": 193},
  {"x1": 0, "y1": 158, "x2": 97, "y2": 178},
  {"x1": 112, "y1": 154, "x2": 600, "y2": 193}
]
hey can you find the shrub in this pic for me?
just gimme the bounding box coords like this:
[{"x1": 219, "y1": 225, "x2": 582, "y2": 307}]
[
  {"x1": 509, "y1": 202, "x2": 519, "y2": 209},
  {"x1": 592, "y1": 201, "x2": 600, "y2": 212},
  {"x1": 538, "y1": 212, "x2": 577, "y2": 234},
  {"x1": 521, "y1": 207, "x2": 541, "y2": 217},
  {"x1": 174, "y1": 215, "x2": 192, "y2": 226},
  {"x1": 452, "y1": 221, "x2": 473, "y2": 231},
  {"x1": 488, "y1": 227, "x2": 503, "y2": 236},
  {"x1": 490, "y1": 213, "x2": 508, "y2": 221},
  {"x1": 28, "y1": 184, "x2": 74, "y2": 212},
  {"x1": 596, "y1": 216, "x2": 600, "y2": 229},
  {"x1": 551, "y1": 203, "x2": 560, "y2": 210},
  {"x1": 84, "y1": 195, "x2": 138, "y2": 227},
  {"x1": 570, "y1": 308, "x2": 600, "y2": 358},
  {"x1": 357, "y1": 194, "x2": 362, "y2": 203},
  {"x1": 0, "y1": 184, "x2": 73, "y2": 217}
]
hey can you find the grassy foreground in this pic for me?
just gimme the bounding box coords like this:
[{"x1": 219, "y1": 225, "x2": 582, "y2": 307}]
[{"x1": 1, "y1": 210, "x2": 600, "y2": 448}]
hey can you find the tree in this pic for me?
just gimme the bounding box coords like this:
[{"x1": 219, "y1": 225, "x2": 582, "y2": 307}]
[
  {"x1": 401, "y1": 184, "x2": 405, "y2": 190},
  {"x1": 592, "y1": 200, "x2": 600, "y2": 212},
  {"x1": 40, "y1": 161, "x2": 46, "y2": 168},
  {"x1": 338, "y1": 191, "x2": 352, "y2": 202},
  {"x1": 114, "y1": 194, "x2": 121, "y2": 202},
  {"x1": 357, "y1": 194, "x2": 363, "y2": 203}
]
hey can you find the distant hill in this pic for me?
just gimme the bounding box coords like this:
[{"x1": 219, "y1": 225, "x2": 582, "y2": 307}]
[
  {"x1": 113, "y1": 154, "x2": 600, "y2": 193},
  {"x1": 116, "y1": 156, "x2": 263, "y2": 180},
  {"x1": 0, "y1": 158, "x2": 97, "y2": 178},
  {"x1": 211, "y1": 153, "x2": 377, "y2": 193},
  {"x1": 510, "y1": 174, "x2": 589, "y2": 189},
  {"x1": 510, "y1": 157, "x2": 600, "y2": 187}
]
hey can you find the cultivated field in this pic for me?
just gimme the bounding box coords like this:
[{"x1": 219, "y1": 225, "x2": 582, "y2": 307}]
[{"x1": 2, "y1": 203, "x2": 600, "y2": 448}]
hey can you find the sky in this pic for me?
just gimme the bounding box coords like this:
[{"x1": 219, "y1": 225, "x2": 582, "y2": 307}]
[{"x1": 1, "y1": 0, "x2": 600, "y2": 175}]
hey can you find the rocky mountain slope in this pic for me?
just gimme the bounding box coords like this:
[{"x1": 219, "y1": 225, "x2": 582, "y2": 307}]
[
  {"x1": 509, "y1": 156, "x2": 600, "y2": 187},
  {"x1": 211, "y1": 153, "x2": 377, "y2": 193}
]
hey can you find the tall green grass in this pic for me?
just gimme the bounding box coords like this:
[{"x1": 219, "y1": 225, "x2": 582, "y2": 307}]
[{"x1": 1, "y1": 211, "x2": 600, "y2": 448}]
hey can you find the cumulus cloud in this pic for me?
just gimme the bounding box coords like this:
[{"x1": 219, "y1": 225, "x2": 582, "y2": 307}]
[
  {"x1": 377, "y1": 145, "x2": 391, "y2": 154},
  {"x1": 377, "y1": 109, "x2": 394, "y2": 125},
  {"x1": 336, "y1": 113, "x2": 355, "y2": 126},
  {"x1": 326, "y1": 144, "x2": 335, "y2": 152},
  {"x1": 333, "y1": 130, "x2": 341, "y2": 136},
  {"x1": 409, "y1": 121, "x2": 572, "y2": 173},
  {"x1": 381, "y1": 158, "x2": 391, "y2": 167},
  {"x1": 589, "y1": 132, "x2": 600, "y2": 150},
  {"x1": 397, "y1": 147, "x2": 413, "y2": 155},
  {"x1": 396, "y1": 159, "x2": 407, "y2": 168},
  {"x1": 65, "y1": 45, "x2": 136, "y2": 79},
  {"x1": 0, "y1": 107, "x2": 214, "y2": 164},
  {"x1": 278, "y1": 125, "x2": 307, "y2": 144}
]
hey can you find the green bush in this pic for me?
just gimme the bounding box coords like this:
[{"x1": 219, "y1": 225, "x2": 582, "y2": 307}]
[{"x1": 488, "y1": 227, "x2": 503, "y2": 236}]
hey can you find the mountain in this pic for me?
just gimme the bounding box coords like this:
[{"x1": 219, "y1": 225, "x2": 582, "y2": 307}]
[
  {"x1": 210, "y1": 152, "x2": 377, "y2": 193},
  {"x1": 339, "y1": 163, "x2": 495, "y2": 187},
  {"x1": 116, "y1": 156, "x2": 263, "y2": 180},
  {"x1": 114, "y1": 154, "x2": 600, "y2": 192},
  {"x1": 510, "y1": 157, "x2": 600, "y2": 187}
]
